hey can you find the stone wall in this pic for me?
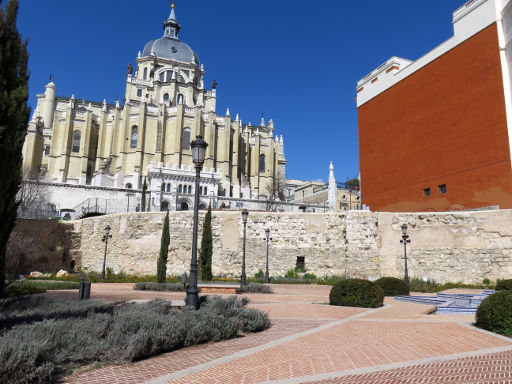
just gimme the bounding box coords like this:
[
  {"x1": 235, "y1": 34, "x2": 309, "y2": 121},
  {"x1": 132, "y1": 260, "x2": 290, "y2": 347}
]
[
  {"x1": 69, "y1": 209, "x2": 512, "y2": 284},
  {"x1": 7, "y1": 219, "x2": 77, "y2": 274}
]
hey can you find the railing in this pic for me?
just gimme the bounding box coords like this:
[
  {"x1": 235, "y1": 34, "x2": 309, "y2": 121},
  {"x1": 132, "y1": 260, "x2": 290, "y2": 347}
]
[
  {"x1": 453, "y1": 0, "x2": 482, "y2": 21},
  {"x1": 17, "y1": 208, "x2": 59, "y2": 220},
  {"x1": 70, "y1": 198, "x2": 108, "y2": 220}
]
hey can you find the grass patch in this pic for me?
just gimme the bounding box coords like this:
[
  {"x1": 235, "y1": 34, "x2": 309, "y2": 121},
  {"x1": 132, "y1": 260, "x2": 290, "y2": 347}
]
[{"x1": 0, "y1": 296, "x2": 270, "y2": 383}]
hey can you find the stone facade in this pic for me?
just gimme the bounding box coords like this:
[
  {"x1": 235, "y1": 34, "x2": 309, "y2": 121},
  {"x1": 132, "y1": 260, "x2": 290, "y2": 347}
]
[
  {"x1": 67, "y1": 209, "x2": 512, "y2": 284},
  {"x1": 22, "y1": 4, "x2": 286, "y2": 213}
]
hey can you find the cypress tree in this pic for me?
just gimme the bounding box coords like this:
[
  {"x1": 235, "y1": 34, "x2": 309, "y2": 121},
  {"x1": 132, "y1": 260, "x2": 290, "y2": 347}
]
[
  {"x1": 141, "y1": 176, "x2": 147, "y2": 212},
  {"x1": 0, "y1": 0, "x2": 30, "y2": 297},
  {"x1": 157, "y1": 211, "x2": 170, "y2": 283},
  {"x1": 199, "y1": 205, "x2": 213, "y2": 281}
]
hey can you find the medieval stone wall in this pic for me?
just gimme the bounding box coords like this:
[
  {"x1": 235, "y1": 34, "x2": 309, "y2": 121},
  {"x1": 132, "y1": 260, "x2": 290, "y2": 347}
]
[{"x1": 68, "y1": 209, "x2": 512, "y2": 284}]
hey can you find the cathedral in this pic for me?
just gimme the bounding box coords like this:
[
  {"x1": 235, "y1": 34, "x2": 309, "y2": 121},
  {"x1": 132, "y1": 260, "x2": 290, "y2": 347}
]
[{"x1": 22, "y1": 4, "x2": 286, "y2": 212}]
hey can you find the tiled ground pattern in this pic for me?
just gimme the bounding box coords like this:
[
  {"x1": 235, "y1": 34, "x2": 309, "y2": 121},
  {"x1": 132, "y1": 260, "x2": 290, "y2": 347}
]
[
  {"x1": 54, "y1": 284, "x2": 512, "y2": 384},
  {"x1": 166, "y1": 322, "x2": 511, "y2": 384},
  {"x1": 311, "y1": 350, "x2": 512, "y2": 384},
  {"x1": 64, "y1": 319, "x2": 328, "y2": 384}
]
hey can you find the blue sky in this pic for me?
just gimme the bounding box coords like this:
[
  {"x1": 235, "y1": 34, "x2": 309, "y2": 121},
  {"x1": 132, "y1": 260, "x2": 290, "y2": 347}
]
[{"x1": 16, "y1": 0, "x2": 464, "y2": 182}]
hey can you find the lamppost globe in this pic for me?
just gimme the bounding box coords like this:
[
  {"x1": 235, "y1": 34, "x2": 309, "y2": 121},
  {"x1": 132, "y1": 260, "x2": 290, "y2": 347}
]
[
  {"x1": 265, "y1": 228, "x2": 270, "y2": 239},
  {"x1": 191, "y1": 135, "x2": 208, "y2": 166},
  {"x1": 242, "y1": 209, "x2": 249, "y2": 223},
  {"x1": 401, "y1": 224, "x2": 408, "y2": 235}
]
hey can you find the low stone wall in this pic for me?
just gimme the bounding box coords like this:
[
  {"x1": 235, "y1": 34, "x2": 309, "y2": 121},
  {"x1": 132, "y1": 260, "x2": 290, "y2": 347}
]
[{"x1": 71, "y1": 209, "x2": 512, "y2": 284}]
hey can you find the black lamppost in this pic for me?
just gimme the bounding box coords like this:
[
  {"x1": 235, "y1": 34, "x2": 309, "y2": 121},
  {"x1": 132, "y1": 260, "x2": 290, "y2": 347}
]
[
  {"x1": 263, "y1": 228, "x2": 272, "y2": 284},
  {"x1": 241, "y1": 209, "x2": 249, "y2": 287},
  {"x1": 186, "y1": 135, "x2": 208, "y2": 309},
  {"x1": 400, "y1": 224, "x2": 411, "y2": 284},
  {"x1": 101, "y1": 225, "x2": 112, "y2": 280}
]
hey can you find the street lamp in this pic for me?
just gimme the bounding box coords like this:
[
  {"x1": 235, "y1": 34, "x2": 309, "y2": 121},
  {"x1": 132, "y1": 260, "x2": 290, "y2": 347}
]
[
  {"x1": 400, "y1": 224, "x2": 411, "y2": 284},
  {"x1": 101, "y1": 225, "x2": 112, "y2": 280},
  {"x1": 263, "y1": 228, "x2": 272, "y2": 284},
  {"x1": 186, "y1": 135, "x2": 208, "y2": 309},
  {"x1": 241, "y1": 209, "x2": 249, "y2": 287}
]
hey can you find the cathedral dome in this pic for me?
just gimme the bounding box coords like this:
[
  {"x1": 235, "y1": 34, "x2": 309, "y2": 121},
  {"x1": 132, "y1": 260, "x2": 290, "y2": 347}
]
[
  {"x1": 142, "y1": 38, "x2": 199, "y2": 65},
  {"x1": 141, "y1": 4, "x2": 199, "y2": 65}
]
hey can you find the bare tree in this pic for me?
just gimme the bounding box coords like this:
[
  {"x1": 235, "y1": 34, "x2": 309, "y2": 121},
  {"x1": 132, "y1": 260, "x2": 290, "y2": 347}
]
[
  {"x1": 263, "y1": 174, "x2": 285, "y2": 211},
  {"x1": 16, "y1": 176, "x2": 55, "y2": 219}
]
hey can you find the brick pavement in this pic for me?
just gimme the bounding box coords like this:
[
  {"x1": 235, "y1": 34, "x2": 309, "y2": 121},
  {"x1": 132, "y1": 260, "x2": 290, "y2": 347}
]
[{"x1": 55, "y1": 284, "x2": 512, "y2": 384}]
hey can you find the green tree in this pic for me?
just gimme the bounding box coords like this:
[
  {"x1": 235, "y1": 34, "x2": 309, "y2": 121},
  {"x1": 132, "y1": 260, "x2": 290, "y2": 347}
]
[
  {"x1": 345, "y1": 177, "x2": 360, "y2": 190},
  {"x1": 0, "y1": 0, "x2": 30, "y2": 297},
  {"x1": 141, "y1": 176, "x2": 147, "y2": 212},
  {"x1": 199, "y1": 205, "x2": 213, "y2": 281},
  {"x1": 157, "y1": 211, "x2": 170, "y2": 283}
]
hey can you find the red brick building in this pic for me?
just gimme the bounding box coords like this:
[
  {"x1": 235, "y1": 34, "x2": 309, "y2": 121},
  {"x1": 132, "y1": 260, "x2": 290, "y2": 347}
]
[{"x1": 357, "y1": 0, "x2": 512, "y2": 212}]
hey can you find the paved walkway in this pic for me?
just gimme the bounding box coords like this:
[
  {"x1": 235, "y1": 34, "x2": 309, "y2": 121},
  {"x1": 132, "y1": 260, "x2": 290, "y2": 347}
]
[{"x1": 53, "y1": 284, "x2": 512, "y2": 384}]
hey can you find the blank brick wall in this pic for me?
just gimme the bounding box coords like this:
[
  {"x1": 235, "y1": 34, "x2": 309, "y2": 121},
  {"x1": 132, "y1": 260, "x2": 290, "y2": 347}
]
[{"x1": 358, "y1": 23, "x2": 512, "y2": 211}]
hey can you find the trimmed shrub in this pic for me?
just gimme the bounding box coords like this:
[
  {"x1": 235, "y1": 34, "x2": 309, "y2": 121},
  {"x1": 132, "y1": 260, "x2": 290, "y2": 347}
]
[
  {"x1": 329, "y1": 278, "x2": 384, "y2": 308},
  {"x1": 303, "y1": 273, "x2": 317, "y2": 280},
  {"x1": 375, "y1": 277, "x2": 410, "y2": 296},
  {"x1": 237, "y1": 283, "x2": 273, "y2": 294},
  {"x1": 496, "y1": 279, "x2": 512, "y2": 291},
  {"x1": 199, "y1": 205, "x2": 213, "y2": 281},
  {"x1": 133, "y1": 282, "x2": 185, "y2": 292},
  {"x1": 476, "y1": 291, "x2": 512, "y2": 337},
  {"x1": 157, "y1": 212, "x2": 170, "y2": 283}
]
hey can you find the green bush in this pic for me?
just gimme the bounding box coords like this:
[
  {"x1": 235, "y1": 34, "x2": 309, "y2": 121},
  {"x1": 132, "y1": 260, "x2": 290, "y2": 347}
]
[
  {"x1": 133, "y1": 282, "x2": 185, "y2": 292},
  {"x1": 3, "y1": 284, "x2": 45, "y2": 298},
  {"x1": 237, "y1": 283, "x2": 273, "y2": 294},
  {"x1": 284, "y1": 269, "x2": 299, "y2": 279},
  {"x1": 254, "y1": 270, "x2": 264, "y2": 279},
  {"x1": 496, "y1": 279, "x2": 512, "y2": 291},
  {"x1": 303, "y1": 273, "x2": 317, "y2": 280},
  {"x1": 329, "y1": 278, "x2": 384, "y2": 308},
  {"x1": 0, "y1": 296, "x2": 270, "y2": 383},
  {"x1": 374, "y1": 277, "x2": 409, "y2": 296},
  {"x1": 483, "y1": 278, "x2": 491, "y2": 285},
  {"x1": 476, "y1": 291, "x2": 512, "y2": 337}
]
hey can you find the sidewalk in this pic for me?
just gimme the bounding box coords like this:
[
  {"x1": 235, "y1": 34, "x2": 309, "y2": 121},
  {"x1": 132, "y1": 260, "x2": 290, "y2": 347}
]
[{"x1": 55, "y1": 284, "x2": 512, "y2": 384}]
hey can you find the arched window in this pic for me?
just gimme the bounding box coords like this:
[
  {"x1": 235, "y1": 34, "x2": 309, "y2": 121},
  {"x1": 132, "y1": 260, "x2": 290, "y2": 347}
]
[
  {"x1": 259, "y1": 154, "x2": 265, "y2": 173},
  {"x1": 199, "y1": 187, "x2": 203, "y2": 195},
  {"x1": 177, "y1": 94, "x2": 184, "y2": 105},
  {"x1": 178, "y1": 185, "x2": 182, "y2": 193},
  {"x1": 188, "y1": 185, "x2": 192, "y2": 194},
  {"x1": 203, "y1": 187, "x2": 208, "y2": 195},
  {"x1": 137, "y1": 89, "x2": 142, "y2": 98},
  {"x1": 166, "y1": 183, "x2": 171, "y2": 192},
  {"x1": 131, "y1": 126, "x2": 138, "y2": 148},
  {"x1": 72, "y1": 130, "x2": 81, "y2": 153},
  {"x1": 161, "y1": 183, "x2": 165, "y2": 192},
  {"x1": 125, "y1": 183, "x2": 132, "y2": 189},
  {"x1": 181, "y1": 128, "x2": 191, "y2": 150},
  {"x1": 143, "y1": 67, "x2": 148, "y2": 80},
  {"x1": 163, "y1": 93, "x2": 169, "y2": 102}
]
